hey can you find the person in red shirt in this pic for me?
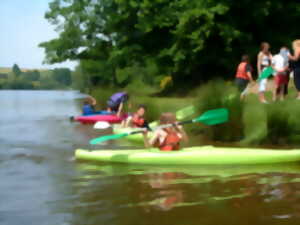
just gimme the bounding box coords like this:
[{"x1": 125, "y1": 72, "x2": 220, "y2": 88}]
[
  {"x1": 144, "y1": 112, "x2": 188, "y2": 151},
  {"x1": 235, "y1": 55, "x2": 254, "y2": 100}
]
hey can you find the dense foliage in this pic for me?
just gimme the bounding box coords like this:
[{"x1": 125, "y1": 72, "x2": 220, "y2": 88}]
[
  {"x1": 40, "y1": 0, "x2": 300, "y2": 91},
  {"x1": 52, "y1": 68, "x2": 72, "y2": 86}
]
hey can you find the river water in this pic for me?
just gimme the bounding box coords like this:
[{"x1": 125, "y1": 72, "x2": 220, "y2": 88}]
[{"x1": 1, "y1": 90, "x2": 300, "y2": 225}]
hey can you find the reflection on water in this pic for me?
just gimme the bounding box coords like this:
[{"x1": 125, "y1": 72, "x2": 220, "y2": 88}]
[
  {"x1": 2, "y1": 90, "x2": 300, "y2": 225},
  {"x1": 75, "y1": 162, "x2": 300, "y2": 225}
]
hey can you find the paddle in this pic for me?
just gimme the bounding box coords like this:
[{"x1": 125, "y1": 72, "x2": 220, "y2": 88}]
[{"x1": 89, "y1": 108, "x2": 229, "y2": 145}]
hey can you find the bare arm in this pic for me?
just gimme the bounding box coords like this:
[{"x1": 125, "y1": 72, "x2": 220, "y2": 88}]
[
  {"x1": 175, "y1": 125, "x2": 188, "y2": 142},
  {"x1": 247, "y1": 72, "x2": 253, "y2": 82},
  {"x1": 117, "y1": 102, "x2": 123, "y2": 117},
  {"x1": 289, "y1": 51, "x2": 300, "y2": 61},
  {"x1": 148, "y1": 130, "x2": 161, "y2": 146},
  {"x1": 257, "y1": 53, "x2": 262, "y2": 75},
  {"x1": 144, "y1": 130, "x2": 161, "y2": 148}
]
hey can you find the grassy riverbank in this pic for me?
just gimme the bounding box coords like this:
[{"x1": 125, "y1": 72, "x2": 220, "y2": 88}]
[{"x1": 90, "y1": 79, "x2": 300, "y2": 148}]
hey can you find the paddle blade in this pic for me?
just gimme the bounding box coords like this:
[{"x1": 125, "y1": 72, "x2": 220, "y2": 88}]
[
  {"x1": 194, "y1": 108, "x2": 229, "y2": 125},
  {"x1": 176, "y1": 105, "x2": 195, "y2": 120},
  {"x1": 93, "y1": 121, "x2": 111, "y2": 129},
  {"x1": 90, "y1": 133, "x2": 128, "y2": 145}
]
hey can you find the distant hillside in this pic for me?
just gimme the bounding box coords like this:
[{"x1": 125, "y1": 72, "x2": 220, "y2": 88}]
[
  {"x1": 0, "y1": 66, "x2": 73, "y2": 90},
  {"x1": 0, "y1": 67, "x2": 11, "y2": 73},
  {"x1": 0, "y1": 67, "x2": 51, "y2": 75}
]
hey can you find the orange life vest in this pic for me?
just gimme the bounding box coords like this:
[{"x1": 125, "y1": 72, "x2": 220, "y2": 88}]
[
  {"x1": 235, "y1": 62, "x2": 250, "y2": 80},
  {"x1": 132, "y1": 113, "x2": 145, "y2": 128},
  {"x1": 159, "y1": 130, "x2": 181, "y2": 151}
]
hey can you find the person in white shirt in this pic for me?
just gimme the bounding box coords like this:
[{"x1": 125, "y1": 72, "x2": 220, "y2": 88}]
[
  {"x1": 272, "y1": 47, "x2": 290, "y2": 101},
  {"x1": 257, "y1": 42, "x2": 272, "y2": 103}
]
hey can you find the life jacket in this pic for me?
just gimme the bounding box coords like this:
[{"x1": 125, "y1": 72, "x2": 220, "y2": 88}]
[
  {"x1": 159, "y1": 130, "x2": 181, "y2": 151},
  {"x1": 82, "y1": 104, "x2": 95, "y2": 115},
  {"x1": 235, "y1": 62, "x2": 250, "y2": 80},
  {"x1": 132, "y1": 113, "x2": 145, "y2": 128}
]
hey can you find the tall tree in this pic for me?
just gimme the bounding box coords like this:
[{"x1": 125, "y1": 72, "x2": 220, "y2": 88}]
[{"x1": 12, "y1": 64, "x2": 22, "y2": 78}]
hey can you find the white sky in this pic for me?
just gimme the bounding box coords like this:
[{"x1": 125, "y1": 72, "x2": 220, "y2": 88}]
[{"x1": 0, "y1": 0, "x2": 78, "y2": 70}]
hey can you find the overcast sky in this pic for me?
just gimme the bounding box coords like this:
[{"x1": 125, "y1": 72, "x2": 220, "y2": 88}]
[{"x1": 0, "y1": 0, "x2": 77, "y2": 69}]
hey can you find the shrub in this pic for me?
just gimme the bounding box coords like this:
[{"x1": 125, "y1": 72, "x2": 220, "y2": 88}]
[
  {"x1": 193, "y1": 80, "x2": 243, "y2": 142},
  {"x1": 193, "y1": 79, "x2": 300, "y2": 146}
]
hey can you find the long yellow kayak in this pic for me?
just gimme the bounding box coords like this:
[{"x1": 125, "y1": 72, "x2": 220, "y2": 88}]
[{"x1": 75, "y1": 146, "x2": 300, "y2": 165}]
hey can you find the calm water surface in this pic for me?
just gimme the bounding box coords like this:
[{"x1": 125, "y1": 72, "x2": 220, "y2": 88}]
[{"x1": 1, "y1": 90, "x2": 300, "y2": 225}]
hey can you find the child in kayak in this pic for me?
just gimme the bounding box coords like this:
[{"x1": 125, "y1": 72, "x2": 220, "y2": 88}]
[
  {"x1": 107, "y1": 92, "x2": 129, "y2": 117},
  {"x1": 235, "y1": 55, "x2": 254, "y2": 100},
  {"x1": 82, "y1": 96, "x2": 113, "y2": 116},
  {"x1": 144, "y1": 112, "x2": 188, "y2": 151},
  {"x1": 82, "y1": 96, "x2": 97, "y2": 115},
  {"x1": 124, "y1": 104, "x2": 149, "y2": 128}
]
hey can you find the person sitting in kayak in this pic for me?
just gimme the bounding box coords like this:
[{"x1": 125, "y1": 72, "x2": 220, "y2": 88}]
[
  {"x1": 124, "y1": 104, "x2": 149, "y2": 128},
  {"x1": 82, "y1": 96, "x2": 97, "y2": 115},
  {"x1": 107, "y1": 92, "x2": 129, "y2": 117},
  {"x1": 82, "y1": 96, "x2": 113, "y2": 116},
  {"x1": 144, "y1": 112, "x2": 188, "y2": 151}
]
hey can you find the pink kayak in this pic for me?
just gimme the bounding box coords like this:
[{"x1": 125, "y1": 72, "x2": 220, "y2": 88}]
[{"x1": 74, "y1": 114, "x2": 127, "y2": 124}]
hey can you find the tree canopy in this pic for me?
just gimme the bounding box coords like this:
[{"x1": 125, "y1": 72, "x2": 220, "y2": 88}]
[
  {"x1": 12, "y1": 64, "x2": 22, "y2": 78},
  {"x1": 52, "y1": 68, "x2": 72, "y2": 86},
  {"x1": 23, "y1": 70, "x2": 40, "y2": 81},
  {"x1": 40, "y1": 0, "x2": 300, "y2": 89}
]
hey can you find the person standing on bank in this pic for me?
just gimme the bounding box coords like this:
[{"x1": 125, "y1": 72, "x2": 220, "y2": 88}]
[
  {"x1": 272, "y1": 47, "x2": 290, "y2": 101},
  {"x1": 289, "y1": 40, "x2": 300, "y2": 100},
  {"x1": 257, "y1": 42, "x2": 272, "y2": 103},
  {"x1": 235, "y1": 55, "x2": 254, "y2": 100}
]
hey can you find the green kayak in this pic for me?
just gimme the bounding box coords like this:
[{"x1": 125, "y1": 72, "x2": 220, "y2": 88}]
[
  {"x1": 75, "y1": 146, "x2": 300, "y2": 165},
  {"x1": 113, "y1": 105, "x2": 195, "y2": 143}
]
